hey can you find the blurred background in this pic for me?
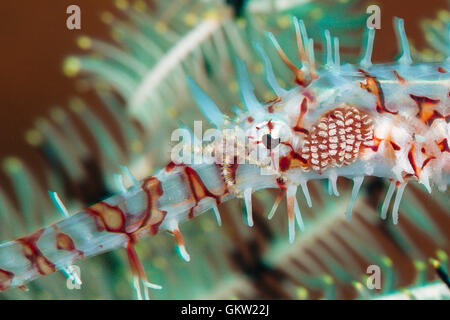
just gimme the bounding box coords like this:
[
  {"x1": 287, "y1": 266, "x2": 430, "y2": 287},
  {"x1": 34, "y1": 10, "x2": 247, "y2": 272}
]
[{"x1": 0, "y1": 0, "x2": 449, "y2": 299}]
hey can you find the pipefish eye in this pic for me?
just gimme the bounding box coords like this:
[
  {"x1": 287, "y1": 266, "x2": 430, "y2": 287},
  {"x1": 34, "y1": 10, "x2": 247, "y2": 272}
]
[{"x1": 262, "y1": 134, "x2": 281, "y2": 149}]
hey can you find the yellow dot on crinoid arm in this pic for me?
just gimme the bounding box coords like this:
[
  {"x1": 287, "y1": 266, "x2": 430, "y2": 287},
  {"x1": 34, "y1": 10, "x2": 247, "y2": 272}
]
[
  {"x1": 309, "y1": 8, "x2": 324, "y2": 20},
  {"x1": 203, "y1": 10, "x2": 219, "y2": 20},
  {"x1": 183, "y1": 13, "x2": 198, "y2": 27},
  {"x1": 111, "y1": 29, "x2": 121, "y2": 43},
  {"x1": 100, "y1": 12, "x2": 114, "y2": 25},
  {"x1": 69, "y1": 98, "x2": 86, "y2": 113},
  {"x1": 3, "y1": 157, "x2": 23, "y2": 174},
  {"x1": 352, "y1": 281, "x2": 363, "y2": 290},
  {"x1": 25, "y1": 129, "x2": 43, "y2": 146},
  {"x1": 155, "y1": 21, "x2": 168, "y2": 34},
  {"x1": 322, "y1": 274, "x2": 334, "y2": 285},
  {"x1": 382, "y1": 256, "x2": 392, "y2": 267},
  {"x1": 63, "y1": 57, "x2": 81, "y2": 77},
  {"x1": 236, "y1": 17, "x2": 246, "y2": 28},
  {"x1": 401, "y1": 289, "x2": 415, "y2": 299},
  {"x1": 413, "y1": 260, "x2": 426, "y2": 271},
  {"x1": 431, "y1": 20, "x2": 444, "y2": 29},
  {"x1": 115, "y1": 0, "x2": 129, "y2": 10},
  {"x1": 133, "y1": 0, "x2": 147, "y2": 12},
  {"x1": 437, "y1": 249, "x2": 448, "y2": 262},
  {"x1": 437, "y1": 9, "x2": 449, "y2": 21},
  {"x1": 276, "y1": 15, "x2": 291, "y2": 29},
  {"x1": 77, "y1": 36, "x2": 92, "y2": 50},
  {"x1": 429, "y1": 258, "x2": 440, "y2": 269},
  {"x1": 296, "y1": 287, "x2": 308, "y2": 299}
]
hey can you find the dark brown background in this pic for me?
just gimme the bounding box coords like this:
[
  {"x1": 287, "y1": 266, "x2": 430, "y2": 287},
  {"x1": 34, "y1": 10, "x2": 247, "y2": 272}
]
[{"x1": 0, "y1": 0, "x2": 448, "y2": 164}]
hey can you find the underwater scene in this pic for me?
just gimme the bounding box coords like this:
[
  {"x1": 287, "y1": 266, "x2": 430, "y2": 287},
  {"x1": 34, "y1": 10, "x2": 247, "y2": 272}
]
[{"x1": 0, "y1": 0, "x2": 449, "y2": 301}]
